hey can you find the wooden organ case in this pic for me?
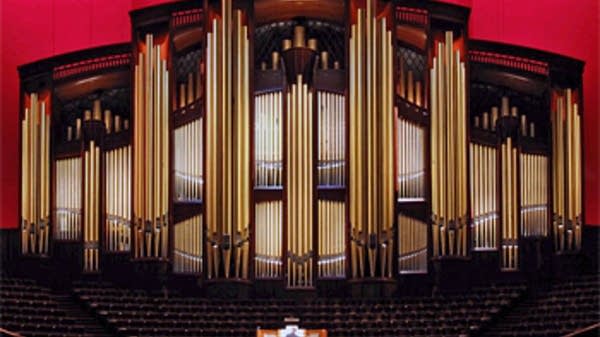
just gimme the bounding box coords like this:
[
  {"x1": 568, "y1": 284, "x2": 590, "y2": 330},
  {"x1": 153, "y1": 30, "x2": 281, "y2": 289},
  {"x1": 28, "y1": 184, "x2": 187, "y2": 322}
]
[{"x1": 16, "y1": 0, "x2": 585, "y2": 294}]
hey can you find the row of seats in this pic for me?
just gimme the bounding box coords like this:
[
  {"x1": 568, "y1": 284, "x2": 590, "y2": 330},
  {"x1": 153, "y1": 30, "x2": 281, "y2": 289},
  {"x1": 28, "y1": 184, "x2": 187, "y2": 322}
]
[
  {"x1": 74, "y1": 283, "x2": 525, "y2": 337},
  {"x1": 0, "y1": 276, "x2": 113, "y2": 337},
  {"x1": 483, "y1": 274, "x2": 600, "y2": 337}
]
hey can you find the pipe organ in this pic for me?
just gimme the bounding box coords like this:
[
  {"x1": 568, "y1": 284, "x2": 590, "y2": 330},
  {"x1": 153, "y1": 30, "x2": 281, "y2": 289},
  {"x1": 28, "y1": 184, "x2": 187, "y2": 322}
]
[
  {"x1": 520, "y1": 154, "x2": 548, "y2": 237},
  {"x1": 174, "y1": 215, "x2": 203, "y2": 273},
  {"x1": 430, "y1": 31, "x2": 468, "y2": 257},
  {"x1": 501, "y1": 135, "x2": 518, "y2": 270},
  {"x1": 552, "y1": 89, "x2": 582, "y2": 252},
  {"x1": 318, "y1": 201, "x2": 345, "y2": 278},
  {"x1": 317, "y1": 92, "x2": 345, "y2": 187},
  {"x1": 397, "y1": 214, "x2": 427, "y2": 273},
  {"x1": 16, "y1": 0, "x2": 587, "y2": 289},
  {"x1": 21, "y1": 93, "x2": 51, "y2": 255},
  {"x1": 499, "y1": 98, "x2": 520, "y2": 271},
  {"x1": 84, "y1": 141, "x2": 100, "y2": 272},
  {"x1": 470, "y1": 143, "x2": 498, "y2": 250},
  {"x1": 174, "y1": 119, "x2": 204, "y2": 202},
  {"x1": 349, "y1": 0, "x2": 394, "y2": 279},
  {"x1": 105, "y1": 146, "x2": 131, "y2": 252},
  {"x1": 205, "y1": 0, "x2": 251, "y2": 279},
  {"x1": 133, "y1": 33, "x2": 170, "y2": 259},
  {"x1": 255, "y1": 201, "x2": 282, "y2": 278},
  {"x1": 255, "y1": 92, "x2": 283, "y2": 187},
  {"x1": 396, "y1": 117, "x2": 426, "y2": 201},
  {"x1": 55, "y1": 158, "x2": 82, "y2": 241},
  {"x1": 286, "y1": 74, "x2": 314, "y2": 287}
]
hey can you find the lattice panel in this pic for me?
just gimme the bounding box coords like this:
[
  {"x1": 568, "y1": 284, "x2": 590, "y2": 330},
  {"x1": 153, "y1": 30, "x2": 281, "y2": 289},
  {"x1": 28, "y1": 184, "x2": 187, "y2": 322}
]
[
  {"x1": 174, "y1": 48, "x2": 202, "y2": 84},
  {"x1": 397, "y1": 45, "x2": 426, "y2": 82},
  {"x1": 255, "y1": 20, "x2": 345, "y2": 69}
]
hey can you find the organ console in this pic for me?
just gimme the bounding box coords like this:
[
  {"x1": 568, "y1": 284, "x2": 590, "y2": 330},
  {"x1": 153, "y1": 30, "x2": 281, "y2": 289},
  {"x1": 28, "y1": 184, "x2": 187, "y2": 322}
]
[{"x1": 16, "y1": 0, "x2": 586, "y2": 292}]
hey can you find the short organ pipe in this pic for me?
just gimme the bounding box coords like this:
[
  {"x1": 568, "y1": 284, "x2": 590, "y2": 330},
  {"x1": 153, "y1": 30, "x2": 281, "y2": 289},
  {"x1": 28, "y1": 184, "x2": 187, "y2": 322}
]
[{"x1": 54, "y1": 157, "x2": 82, "y2": 241}]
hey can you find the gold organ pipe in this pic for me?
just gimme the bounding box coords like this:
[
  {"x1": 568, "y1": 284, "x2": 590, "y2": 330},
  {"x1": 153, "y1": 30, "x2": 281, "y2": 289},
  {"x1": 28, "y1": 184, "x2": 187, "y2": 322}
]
[
  {"x1": 286, "y1": 75, "x2": 314, "y2": 287},
  {"x1": 552, "y1": 90, "x2": 582, "y2": 251},
  {"x1": 205, "y1": 1, "x2": 250, "y2": 278},
  {"x1": 21, "y1": 94, "x2": 50, "y2": 255},
  {"x1": 187, "y1": 73, "x2": 194, "y2": 105},
  {"x1": 430, "y1": 32, "x2": 467, "y2": 257},
  {"x1": 349, "y1": 0, "x2": 393, "y2": 278},
  {"x1": 133, "y1": 32, "x2": 169, "y2": 259},
  {"x1": 105, "y1": 146, "x2": 131, "y2": 252}
]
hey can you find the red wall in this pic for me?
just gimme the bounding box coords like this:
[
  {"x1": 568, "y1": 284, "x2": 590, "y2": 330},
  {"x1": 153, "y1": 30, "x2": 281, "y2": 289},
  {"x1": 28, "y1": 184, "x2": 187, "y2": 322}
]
[{"x1": 1, "y1": 0, "x2": 598, "y2": 228}]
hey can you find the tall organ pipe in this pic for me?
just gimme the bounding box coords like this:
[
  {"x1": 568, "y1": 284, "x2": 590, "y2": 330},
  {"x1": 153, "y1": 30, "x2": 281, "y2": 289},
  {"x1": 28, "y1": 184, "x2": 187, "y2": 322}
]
[
  {"x1": 84, "y1": 141, "x2": 100, "y2": 272},
  {"x1": 349, "y1": 0, "x2": 394, "y2": 278},
  {"x1": 430, "y1": 32, "x2": 468, "y2": 257},
  {"x1": 134, "y1": 33, "x2": 170, "y2": 259},
  {"x1": 552, "y1": 89, "x2": 582, "y2": 251},
  {"x1": 21, "y1": 93, "x2": 51, "y2": 255},
  {"x1": 105, "y1": 146, "x2": 132, "y2": 252},
  {"x1": 470, "y1": 143, "x2": 498, "y2": 250},
  {"x1": 286, "y1": 75, "x2": 314, "y2": 288},
  {"x1": 206, "y1": 0, "x2": 250, "y2": 279}
]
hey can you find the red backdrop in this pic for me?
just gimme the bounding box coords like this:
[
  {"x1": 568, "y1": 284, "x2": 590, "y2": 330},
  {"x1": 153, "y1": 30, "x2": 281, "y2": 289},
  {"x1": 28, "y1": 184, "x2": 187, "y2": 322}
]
[{"x1": 1, "y1": 0, "x2": 598, "y2": 228}]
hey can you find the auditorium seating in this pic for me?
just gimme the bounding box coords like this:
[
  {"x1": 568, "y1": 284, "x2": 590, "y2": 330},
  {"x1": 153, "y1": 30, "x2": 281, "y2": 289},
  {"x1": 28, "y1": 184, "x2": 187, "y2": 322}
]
[
  {"x1": 0, "y1": 277, "x2": 112, "y2": 337},
  {"x1": 73, "y1": 283, "x2": 525, "y2": 337},
  {"x1": 2, "y1": 274, "x2": 598, "y2": 337},
  {"x1": 483, "y1": 274, "x2": 600, "y2": 337}
]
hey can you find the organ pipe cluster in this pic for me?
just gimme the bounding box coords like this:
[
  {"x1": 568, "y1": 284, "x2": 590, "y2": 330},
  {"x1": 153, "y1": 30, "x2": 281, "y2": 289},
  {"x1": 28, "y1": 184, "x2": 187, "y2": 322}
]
[
  {"x1": 552, "y1": 89, "x2": 582, "y2": 251},
  {"x1": 397, "y1": 59, "x2": 424, "y2": 107},
  {"x1": 520, "y1": 154, "x2": 548, "y2": 237},
  {"x1": 255, "y1": 201, "x2": 282, "y2": 278},
  {"x1": 102, "y1": 109, "x2": 129, "y2": 135},
  {"x1": 470, "y1": 143, "x2": 498, "y2": 250},
  {"x1": 174, "y1": 118, "x2": 203, "y2": 202},
  {"x1": 174, "y1": 215, "x2": 203, "y2": 273},
  {"x1": 397, "y1": 214, "x2": 427, "y2": 273},
  {"x1": 255, "y1": 92, "x2": 283, "y2": 187},
  {"x1": 317, "y1": 92, "x2": 345, "y2": 187},
  {"x1": 500, "y1": 98, "x2": 519, "y2": 270},
  {"x1": 84, "y1": 141, "x2": 100, "y2": 272},
  {"x1": 133, "y1": 33, "x2": 170, "y2": 259},
  {"x1": 430, "y1": 31, "x2": 468, "y2": 257},
  {"x1": 105, "y1": 146, "x2": 131, "y2": 252},
  {"x1": 472, "y1": 98, "x2": 536, "y2": 138},
  {"x1": 286, "y1": 74, "x2": 314, "y2": 287},
  {"x1": 206, "y1": 0, "x2": 250, "y2": 279},
  {"x1": 396, "y1": 117, "x2": 426, "y2": 201},
  {"x1": 349, "y1": 0, "x2": 394, "y2": 278},
  {"x1": 21, "y1": 93, "x2": 51, "y2": 255},
  {"x1": 318, "y1": 201, "x2": 345, "y2": 278},
  {"x1": 55, "y1": 158, "x2": 82, "y2": 240},
  {"x1": 178, "y1": 67, "x2": 203, "y2": 109}
]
